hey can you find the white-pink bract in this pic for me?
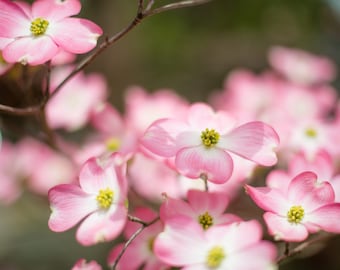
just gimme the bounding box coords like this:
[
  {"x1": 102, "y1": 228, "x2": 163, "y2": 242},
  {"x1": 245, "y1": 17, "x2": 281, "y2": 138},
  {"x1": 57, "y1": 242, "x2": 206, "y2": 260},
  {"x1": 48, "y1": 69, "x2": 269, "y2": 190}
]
[
  {"x1": 48, "y1": 153, "x2": 128, "y2": 246},
  {"x1": 141, "y1": 102, "x2": 279, "y2": 184},
  {"x1": 154, "y1": 217, "x2": 277, "y2": 270},
  {"x1": 246, "y1": 171, "x2": 340, "y2": 242},
  {"x1": 0, "y1": 0, "x2": 102, "y2": 65}
]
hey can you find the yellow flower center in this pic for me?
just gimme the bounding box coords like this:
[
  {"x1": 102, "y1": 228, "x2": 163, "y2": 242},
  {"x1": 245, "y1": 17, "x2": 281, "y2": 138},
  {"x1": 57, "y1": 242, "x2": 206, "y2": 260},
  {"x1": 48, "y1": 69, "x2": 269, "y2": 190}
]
[
  {"x1": 96, "y1": 188, "x2": 114, "y2": 209},
  {"x1": 287, "y1": 205, "x2": 305, "y2": 224},
  {"x1": 105, "y1": 137, "x2": 121, "y2": 151},
  {"x1": 30, "y1": 18, "x2": 49, "y2": 36},
  {"x1": 305, "y1": 127, "x2": 317, "y2": 138},
  {"x1": 206, "y1": 246, "x2": 226, "y2": 268},
  {"x1": 201, "y1": 128, "x2": 220, "y2": 147},
  {"x1": 198, "y1": 211, "x2": 214, "y2": 230}
]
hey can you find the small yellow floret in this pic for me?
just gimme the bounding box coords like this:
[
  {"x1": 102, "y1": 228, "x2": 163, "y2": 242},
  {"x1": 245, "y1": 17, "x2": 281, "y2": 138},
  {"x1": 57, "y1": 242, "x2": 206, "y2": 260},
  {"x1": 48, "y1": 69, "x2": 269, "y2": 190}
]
[
  {"x1": 206, "y1": 246, "x2": 226, "y2": 268},
  {"x1": 30, "y1": 18, "x2": 49, "y2": 36},
  {"x1": 201, "y1": 128, "x2": 220, "y2": 147},
  {"x1": 287, "y1": 205, "x2": 305, "y2": 224},
  {"x1": 96, "y1": 188, "x2": 114, "y2": 209},
  {"x1": 198, "y1": 211, "x2": 214, "y2": 230}
]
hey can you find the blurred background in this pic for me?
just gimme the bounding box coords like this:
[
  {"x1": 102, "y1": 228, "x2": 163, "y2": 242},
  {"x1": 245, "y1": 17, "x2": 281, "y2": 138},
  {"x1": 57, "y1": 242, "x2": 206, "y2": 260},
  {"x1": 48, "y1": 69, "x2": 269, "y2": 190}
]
[{"x1": 2, "y1": 0, "x2": 340, "y2": 269}]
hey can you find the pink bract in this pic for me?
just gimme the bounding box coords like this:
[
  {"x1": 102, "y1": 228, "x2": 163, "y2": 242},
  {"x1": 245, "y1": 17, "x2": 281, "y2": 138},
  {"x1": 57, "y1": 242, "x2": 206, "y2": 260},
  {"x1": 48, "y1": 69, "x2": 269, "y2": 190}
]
[
  {"x1": 0, "y1": 0, "x2": 102, "y2": 65},
  {"x1": 48, "y1": 153, "x2": 128, "y2": 246},
  {"x1": 154, "y1": 217, "x2": 277, "y2": 269},
  {"x1": 246, "y1": 171, "x2": 340, "y2": 242},
  {"x1": 72, "y1": 259, "x2": 102, "y2": 270},
  {"x1": 141, "y1": 102, "x2": 279, "y2": 184}
]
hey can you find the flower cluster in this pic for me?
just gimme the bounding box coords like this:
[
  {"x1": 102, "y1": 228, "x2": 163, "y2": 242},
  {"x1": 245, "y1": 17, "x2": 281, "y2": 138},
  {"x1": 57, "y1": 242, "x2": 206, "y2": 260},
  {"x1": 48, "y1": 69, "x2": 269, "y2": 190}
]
[{"x1": 1, "y1": 0, "x2": 340, "y2": 269}]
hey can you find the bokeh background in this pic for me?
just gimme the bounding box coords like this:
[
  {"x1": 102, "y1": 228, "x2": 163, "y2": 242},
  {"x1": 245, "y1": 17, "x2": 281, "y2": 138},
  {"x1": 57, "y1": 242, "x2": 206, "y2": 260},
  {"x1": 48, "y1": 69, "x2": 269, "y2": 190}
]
[{"x1": 2, "y1": 0, "x2": 340, "y2": 269}]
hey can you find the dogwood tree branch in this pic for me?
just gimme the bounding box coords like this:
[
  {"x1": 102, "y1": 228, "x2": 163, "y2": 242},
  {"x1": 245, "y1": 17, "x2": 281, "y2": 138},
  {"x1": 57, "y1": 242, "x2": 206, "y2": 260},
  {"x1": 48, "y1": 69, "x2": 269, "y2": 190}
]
[
  {"x1": 111, "y1": 216, "x2": 160, "y2": 270},
  {"x1": 0, "y1": 0, "x2": 213, "y2": 115},
  {"x1": 277, "y1": 233, "x2": 334, "y2": 265}
]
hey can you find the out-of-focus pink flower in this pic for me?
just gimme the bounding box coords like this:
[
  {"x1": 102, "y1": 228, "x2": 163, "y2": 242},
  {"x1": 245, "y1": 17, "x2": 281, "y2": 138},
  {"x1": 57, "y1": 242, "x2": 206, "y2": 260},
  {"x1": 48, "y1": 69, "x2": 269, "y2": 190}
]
[
  {"x1": 18, "y1": 137, "x2": 76, "y2": 195},
  {"x1": 141, "y1": 102, "x2": 279, "y2": 184},
  {"x1": 269, "y1": 46, "x2": 336, "y2": 85},
  {"x1": 124, "y1": 86, "x2": 189, "y2": 135},
  {"x1": 46, "y1": 66, "x2": 107, "y2": 131},
  {"x1": 71, "y1": 259, "x2": 102, "y2": 270},
  {"x1": 108, "y1": 207, "x2": 169, "y2": 270},
  {"x1": 160, "y1": 190, "x2": 242, "y2": 230},
  {"x1": 0, "y1": 0, "x2": 102, "y2": 65},
  {"x1": 90, "y1": 103, "x2": 137, "y2": 156},
  {"x1": 267, "y1": 150, "x2": 340, "y2": 202},
  {"x1": 51, "y1": 49, "x2": 76, "y2": 65},
  {"x1": 154, "y1": 217, "x2": 277, "y2": 269},
  {"x1": 48, "y1": 153, "x2": 128, "y2": 246},
  {"x1": 246, "y1": 171, "x2": 340, "y2": 242},
  {"x1": 0, "y1": 141, "x2": 23, "y2": 204}
]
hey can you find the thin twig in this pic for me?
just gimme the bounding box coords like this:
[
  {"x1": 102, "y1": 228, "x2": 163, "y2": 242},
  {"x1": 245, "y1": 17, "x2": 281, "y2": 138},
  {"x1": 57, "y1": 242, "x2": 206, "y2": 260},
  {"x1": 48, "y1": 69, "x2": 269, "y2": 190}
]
[
  {"x1": 111, "y1": 216, "x2": 159, "y2": 270},
  {"x1": 277, "y1": 233, "x2": 334, "y2": 264},
  {"x1": 145, "y1": 0, "x2": 212, "y2": 16},
  {"x1": 0, "y1": 0, "x2": 213, "y2": 116}
]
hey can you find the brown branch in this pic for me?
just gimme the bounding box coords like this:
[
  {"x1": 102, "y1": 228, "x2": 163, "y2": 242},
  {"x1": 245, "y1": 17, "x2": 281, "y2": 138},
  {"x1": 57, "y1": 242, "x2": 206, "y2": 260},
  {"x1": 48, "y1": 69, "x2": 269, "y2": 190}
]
[
  {"x1": 0, "y1": 0, "x2": 214, "y2": 116},
  {"x1": 277, "y1": 233, "x2": 334, "y2": 264},
  {"x1": 111, "y1": 216, "x2": 159, "y2": 270},
  {"x1": 145, "y1": 0, "x2": 212, "y2": 16}
]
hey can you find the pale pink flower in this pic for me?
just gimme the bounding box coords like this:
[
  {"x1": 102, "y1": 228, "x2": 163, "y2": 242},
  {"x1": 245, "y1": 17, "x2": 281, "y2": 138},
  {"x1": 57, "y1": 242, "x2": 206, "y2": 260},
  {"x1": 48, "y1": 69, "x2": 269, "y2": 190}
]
[
  {"x1": 90, "y1": 103, "x2": 138, "y2": 156},
  {"x1": 108, "y1": 207, "x2": 169, "y2": 270},
  {"x1": 154, "y1": 217, "x2": 277, "y2": 270},
  {"x1": 160, "y1": 190, "x2": 242, "y2": 230},
  {"x1": 0, "y1": 141, "x2": 23, "y2": 204},
  {"x1": 48, "y1": 153, "x2": 128, "y2": 246},
  {"x1": 246, "y1": 171, "x2": 340, "y2": 242},
  {"x1": 0, "y1": 0, "x2": 102, "y2": 65},
  {"x1": 18, "y1": 137, "x2": 76, "y2": 195},
  {"x1": 71, "y1": 259, "x2": 102, "y2": 270},
  {"x1": 267, "y1": 150, "x2": 340, "y2": 202},
  {"x1": 124, "y1": 86, "x2": 189, "y2": 135},
  {"x1": 141, "y1": 102, "x2": 279, "y2": 184},
  {"x1": 269, "y1": 46, "x2": 336, "y2": 85},
  {"x1": 46, "y1": 66, "x2": 107, "y2": 131}
]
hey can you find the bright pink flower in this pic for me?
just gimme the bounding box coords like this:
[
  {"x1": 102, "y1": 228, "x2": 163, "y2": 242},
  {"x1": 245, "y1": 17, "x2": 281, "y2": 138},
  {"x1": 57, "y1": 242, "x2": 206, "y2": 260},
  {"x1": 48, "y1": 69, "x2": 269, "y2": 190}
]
[
  {"x1": 71, "y1": 259, "x2": 102, "y2": 270},
  {"x1": 108, "y1": 207, "x2": 169, "y2": 270},
  {"x1": 141, "y1": 102, "x2": 279, "y2": 184},
  {"x1": 269, "y1": 46, "x2": 336, "y2": 85},
  {"x1": 46, "y1": 66, "x2": 107, "y2": 131},
  {"x1": 0, "y1": 0, "x2": 102, "y2": 65},
  {"x1": 246, "y1": 171, "x2": 340, "y2": 242},
  {"x1": 154, "y1": 217, "x2": 277, "y2": 270},
  {"x1": 160, "y1": 190, "x2": 241, "y2": 230},
  {"x1": 48, "y1": 153, "x2": 128, "y2": 246}
]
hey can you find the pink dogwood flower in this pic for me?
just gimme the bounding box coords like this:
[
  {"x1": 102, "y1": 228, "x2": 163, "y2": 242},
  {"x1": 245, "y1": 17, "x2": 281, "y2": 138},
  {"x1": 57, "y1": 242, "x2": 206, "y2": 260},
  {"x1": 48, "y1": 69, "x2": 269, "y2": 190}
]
[
  {"x1": 141, "y1": 102, "x2": 279, "y2": 184},
  {"x1": 154, "y1": 217, "x2": 277, "y2": 269},
  {"x1": 246, "y1": 171, "x2": 340, "y2": 242},
  {"x1": 0, "y1": 0, "x2": 102, "y2": 65},
  {"x1": 48, "y1": 153, "x2": 128, "y2": 246},
  {"x1": 160, "y1": 190, "x2": 242, "y2": 230}
]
